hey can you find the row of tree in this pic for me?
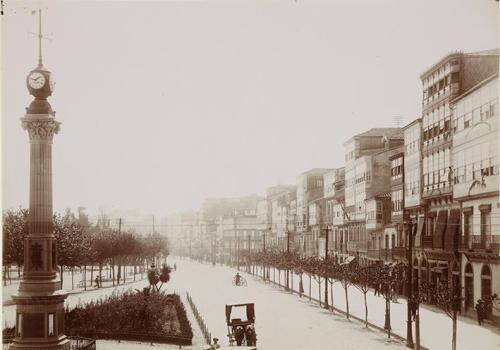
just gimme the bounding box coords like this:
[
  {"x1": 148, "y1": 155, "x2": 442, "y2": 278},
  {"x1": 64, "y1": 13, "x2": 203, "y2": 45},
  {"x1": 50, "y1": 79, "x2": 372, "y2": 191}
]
[
  {"x1": 2, "y1": 207, "x2": 169, "y2": 290},
  {"x1": 238, "y1": 250, "x2": 464, "y2": 350}
]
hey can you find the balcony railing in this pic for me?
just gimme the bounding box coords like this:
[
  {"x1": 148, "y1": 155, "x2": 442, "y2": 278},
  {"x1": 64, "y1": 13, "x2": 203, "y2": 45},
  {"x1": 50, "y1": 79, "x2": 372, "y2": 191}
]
[
  {"x1": 392, "y1": 246, "x2": 407, "y2": 260},
  {"x1": 422, "y1": 235, "x2": 433, "y2": 248},
  {"x1": 459, "y1": 234, "x2": 500, "y2": 252},
  {"x1": 368, "y1": 249, "x2": 381, "y2": 260}
]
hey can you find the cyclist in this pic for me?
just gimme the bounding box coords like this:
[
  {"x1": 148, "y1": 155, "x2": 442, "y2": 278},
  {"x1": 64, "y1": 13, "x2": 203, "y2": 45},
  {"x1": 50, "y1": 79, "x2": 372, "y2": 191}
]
[{"x1": 235, "y1": 272, "x2": 241, "y2": 285}]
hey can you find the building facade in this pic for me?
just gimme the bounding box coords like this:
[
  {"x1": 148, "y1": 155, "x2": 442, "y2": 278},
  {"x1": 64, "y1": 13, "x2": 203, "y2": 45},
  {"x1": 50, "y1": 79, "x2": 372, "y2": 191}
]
[{"x1": 451, "y1": 74, "x2": 499, "y2": 318}]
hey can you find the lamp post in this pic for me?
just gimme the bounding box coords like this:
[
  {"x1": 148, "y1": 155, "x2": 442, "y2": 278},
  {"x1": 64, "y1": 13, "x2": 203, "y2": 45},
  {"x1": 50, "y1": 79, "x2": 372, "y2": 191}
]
[
  {"x1": 286, "y1": 230, "x2": 290, "y2": 291},
  {"x1": 406, "y1": 218, "x2": 414, "y2": 348},
  {"x1": 324, "y1": 225, "x2": 329, "y2": 309}
]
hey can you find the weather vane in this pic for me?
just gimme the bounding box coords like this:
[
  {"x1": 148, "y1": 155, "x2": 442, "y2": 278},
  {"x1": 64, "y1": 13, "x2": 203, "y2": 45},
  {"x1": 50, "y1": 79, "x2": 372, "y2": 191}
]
[{"x1": 29, "y1": 8, "x2": 52, "y2": 67}]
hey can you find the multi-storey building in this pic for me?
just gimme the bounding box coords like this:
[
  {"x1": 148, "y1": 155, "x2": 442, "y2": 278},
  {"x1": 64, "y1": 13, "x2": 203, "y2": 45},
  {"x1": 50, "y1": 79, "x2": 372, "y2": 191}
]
[
  {"x1": 323, "y1": 168, "x2": 345, "y2": 259},
  {"x1": 267, "y1": 185, "x2": 296, "y2": 249},
  {"x1": 451, "y1": 73, "x2": 499, "y2": 319},
  {"x1": 387, "y1": 150, "x2": 407, "y2": 262},
  {"x1": 419, "y1": 50, "x2": 499, "y2": 290},
  {"x1": 220, "y1": 209, "x2": 263, "y2": 266},
  {"x1": 344, "y1": 128, "x2": 404, "y2": 263},
  {"x1": 296, "y1": 168, "x2": 332, "y2": 255}
]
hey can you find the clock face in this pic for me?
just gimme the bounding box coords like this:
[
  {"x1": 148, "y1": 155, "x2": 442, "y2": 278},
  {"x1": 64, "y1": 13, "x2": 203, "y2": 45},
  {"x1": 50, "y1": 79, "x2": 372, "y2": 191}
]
[{"x1": 28, "y1": 72, "x2": 46, "y2": 89}]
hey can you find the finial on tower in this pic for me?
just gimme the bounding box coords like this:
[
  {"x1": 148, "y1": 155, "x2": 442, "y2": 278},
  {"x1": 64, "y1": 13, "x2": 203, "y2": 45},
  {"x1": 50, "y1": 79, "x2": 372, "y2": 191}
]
[
  {"x1": 38, "y1": 9, "x2": 43, "y2": 67},
  {"x1": 31, "y1": 8, "x2": 51, "y2": 68}
]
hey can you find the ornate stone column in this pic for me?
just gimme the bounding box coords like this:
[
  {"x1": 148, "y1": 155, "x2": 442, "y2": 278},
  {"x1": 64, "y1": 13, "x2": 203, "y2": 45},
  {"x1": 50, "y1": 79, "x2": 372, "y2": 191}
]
[{"x1": 11, "y1": 111, "x2": 69, "y2": 349}]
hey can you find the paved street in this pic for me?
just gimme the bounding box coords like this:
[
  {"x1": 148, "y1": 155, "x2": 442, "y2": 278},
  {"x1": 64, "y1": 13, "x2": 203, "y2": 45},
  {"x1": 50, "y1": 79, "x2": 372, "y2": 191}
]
[{"x1": 167, "y1": 258, "x2": 407, "y2": 350}]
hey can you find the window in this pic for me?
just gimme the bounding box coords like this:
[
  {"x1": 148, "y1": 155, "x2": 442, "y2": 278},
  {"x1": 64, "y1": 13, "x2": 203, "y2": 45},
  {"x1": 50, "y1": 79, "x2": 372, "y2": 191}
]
[
  {"x1": 480, "y1": 210, "x2": 491, "y2": 237},
  {"x1": 48, "y1": 313, "x2": 55, "y2": 337},
  {"x1": 463, "y1": 209, "x2": 472, "y2": 238},
  {"x1": 17, "y1": 313, "x2": 22, "y2": 337}
]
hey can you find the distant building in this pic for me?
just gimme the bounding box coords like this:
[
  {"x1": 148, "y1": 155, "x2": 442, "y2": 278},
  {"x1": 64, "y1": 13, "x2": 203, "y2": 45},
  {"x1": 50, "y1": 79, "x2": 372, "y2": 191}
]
[
  {"x1": 343, "y1": 128, "x2": 404, "y2": 263},
  {"x1": 296, "y1": 168, "x2": 333, "y2": 256},
  {"x1": 322, "y1": 168, "x2": 345, "y2": 259}
]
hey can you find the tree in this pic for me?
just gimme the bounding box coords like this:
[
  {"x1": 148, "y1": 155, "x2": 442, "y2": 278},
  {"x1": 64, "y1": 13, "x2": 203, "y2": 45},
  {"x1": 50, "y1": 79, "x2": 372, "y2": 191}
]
[
  {"x1": 158, "y1": 264, "x2": 172, "y2": 291},
  {"x1": 374, "y1": 263, "x2": 405, "y2": 338},
  {"x1": 352, "y1": 264, "x2": 375, "y2": 327},
  {"x1": 421, "y1": 280, "x2": 462, "y2": 350},
  {"x1": 53, "y1": 209, "x2": 89, "y2": 289},
  {"x1": 2, "y1": 208, "x2": 29, "y2": 283},
  {"x1": 338, "y1": 263, "x2": 354, "y2": 319}
]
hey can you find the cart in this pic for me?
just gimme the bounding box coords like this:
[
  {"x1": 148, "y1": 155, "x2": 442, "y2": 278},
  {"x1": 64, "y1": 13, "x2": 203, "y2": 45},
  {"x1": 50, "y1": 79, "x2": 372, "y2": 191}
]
[{"x1": 225, "y1": 303, "x2": 257, "y2": 347}]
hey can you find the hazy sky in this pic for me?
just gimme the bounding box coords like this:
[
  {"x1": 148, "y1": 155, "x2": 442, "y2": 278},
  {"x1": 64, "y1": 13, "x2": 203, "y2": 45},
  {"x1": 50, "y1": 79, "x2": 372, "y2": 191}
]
[{"x1": 2, "y1": 0, "x2": 498, "y2": 217}]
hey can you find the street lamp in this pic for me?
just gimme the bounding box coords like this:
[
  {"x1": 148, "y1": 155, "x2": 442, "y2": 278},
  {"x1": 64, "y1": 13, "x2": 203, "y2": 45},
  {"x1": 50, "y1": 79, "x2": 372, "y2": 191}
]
[
  {"x1": 324, "y1": 225, "x2": 329, "y2": 309},
  {"x1": 406, "y1": 218, "x2": 414, "y2": 348}
]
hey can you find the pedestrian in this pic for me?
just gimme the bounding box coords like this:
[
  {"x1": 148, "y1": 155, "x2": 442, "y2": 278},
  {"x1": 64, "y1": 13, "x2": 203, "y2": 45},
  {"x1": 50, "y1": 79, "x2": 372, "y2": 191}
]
[
  {"x1": 94, "y1": 276, "x2": 99, "y2": 288},
  {"x1": 234, "y1": 326, "x2": 245, "y2": 346},
  {"x1": 245, "y1": 325, "x2": 256, "y2": 346},
  {"x1": 210, "y1": 338, "x2": 221, "y2": 349},
  {"x1": 174, "y1": 263, "x2": 177, "y2": 271},
  {"x1": 476, "y1": 299, "x2": 484, "y2": 325}
]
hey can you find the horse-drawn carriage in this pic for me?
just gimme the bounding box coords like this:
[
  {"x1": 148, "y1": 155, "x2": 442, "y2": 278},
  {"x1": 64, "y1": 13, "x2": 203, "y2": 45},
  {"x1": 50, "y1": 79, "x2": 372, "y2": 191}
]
[{"x1": 225, "y1": 303, "x2": 257, "y2": 348}]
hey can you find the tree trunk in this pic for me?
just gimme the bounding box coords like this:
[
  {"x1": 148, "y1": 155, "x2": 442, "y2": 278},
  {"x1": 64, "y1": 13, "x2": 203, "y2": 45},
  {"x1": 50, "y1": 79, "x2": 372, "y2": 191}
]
[
  {"x1": 330, "y1": 281, "x2": 334, "y2": 313},
  {"x1": 117, "y1": 258, "x2": 121, "y2": 285},
  {"x1": 452, "y1": 310, "x2": 457, "y2": 350},
  {"x1": 416, "y1": 309, "x2": 420, "y2": 350},
  {"x1": 291, "y1": 272, "x2": 294, "y2": 293},
  {"x1": 99, "y1": 262, "x2": 103, "y2": 288},
  {"x1": 83, "y1": 265, "x2": 87, "y2": 291},
  {"x1": 71, "y1": 267, "x2": 74, "y2": 290},
  {"x1": 308, "y1": 274, "x2": 312, "y2": 301},
  {"x1": 364, "y1": 292, "x2": 368, "y2": 328},
  {"x1": 90, "y1": 264, "x2": 93, "y2": 287},
  {"x1": 385, "y1": 299, "x2": 391, "y2": 338},
  {"x1": 3, "y1": 265, "x2": 7, "y2": 286},
  {"x1": 134, "y1": 264, "x2": 136, "y2": 281},
  {"x1": 60, "y1": 265, "x2": 64, "y2": 289},
  {"x1": 344, "y1": 286, "x2": 350, "y2": 319},
  {"x1": 278, "y1": 270, "x2": 281, "y2": 287},
  {"x1": 112, "y1": 259, "x2": 115, "y2": 286},
  {"x1": 123, "y1": 264, "x2": 126, "y2": 283},
  {"x1": 318, "y1": 278, "x2": 322, "y2": 307}
]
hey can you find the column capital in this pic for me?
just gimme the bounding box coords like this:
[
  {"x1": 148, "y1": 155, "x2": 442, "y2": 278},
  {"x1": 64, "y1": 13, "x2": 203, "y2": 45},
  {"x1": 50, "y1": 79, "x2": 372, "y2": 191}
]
[{"x1": 21, "y1": 115, "x2": 61, "y2": 143}]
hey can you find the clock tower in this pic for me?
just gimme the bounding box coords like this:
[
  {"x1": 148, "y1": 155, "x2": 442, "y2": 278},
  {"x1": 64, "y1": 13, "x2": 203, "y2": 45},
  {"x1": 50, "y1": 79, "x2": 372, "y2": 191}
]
[{"x1": 11, "y1": 9, "x2": 69, "y2": 350}]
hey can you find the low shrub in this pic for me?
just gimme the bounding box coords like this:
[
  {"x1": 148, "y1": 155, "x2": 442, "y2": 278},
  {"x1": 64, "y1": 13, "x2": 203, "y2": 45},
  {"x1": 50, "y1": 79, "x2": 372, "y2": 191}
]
[{"x1": 66, "y1": 290, "x2": 192, "y2": 344}]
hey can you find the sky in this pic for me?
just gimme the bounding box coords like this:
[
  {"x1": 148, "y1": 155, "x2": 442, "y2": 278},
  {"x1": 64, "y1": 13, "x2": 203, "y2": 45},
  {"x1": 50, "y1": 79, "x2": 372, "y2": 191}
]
[{"x1": 2, "y1": 0, "x2": 498, "y2": 217}]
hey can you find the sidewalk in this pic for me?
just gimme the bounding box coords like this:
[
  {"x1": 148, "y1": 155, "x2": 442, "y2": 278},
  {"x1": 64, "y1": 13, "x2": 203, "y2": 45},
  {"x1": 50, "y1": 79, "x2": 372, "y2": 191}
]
[{"x1": 3, "y1": 267, "x2": 147, "y2": 306}]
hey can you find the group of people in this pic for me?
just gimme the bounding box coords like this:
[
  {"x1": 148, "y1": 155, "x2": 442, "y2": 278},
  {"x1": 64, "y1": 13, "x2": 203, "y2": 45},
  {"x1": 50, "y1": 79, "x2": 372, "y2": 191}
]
[
  {"x1": 232, "y1": 324, "x2": 256, "y2": 346},
  {"x1": 476, "y1": 294, "x2": 498, "y2": 325}
]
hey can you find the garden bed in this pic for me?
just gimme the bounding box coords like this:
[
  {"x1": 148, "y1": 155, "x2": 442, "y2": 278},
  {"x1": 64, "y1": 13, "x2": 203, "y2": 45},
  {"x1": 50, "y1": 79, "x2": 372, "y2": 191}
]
[{"x1": 66, "y1": 290, "x2": 193, "y2": 345}]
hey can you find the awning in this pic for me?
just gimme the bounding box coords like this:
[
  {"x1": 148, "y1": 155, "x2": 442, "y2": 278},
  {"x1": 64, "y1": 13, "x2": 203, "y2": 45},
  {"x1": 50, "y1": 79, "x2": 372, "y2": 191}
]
[
  {"x1": 433, "y1": 210, "x2": 448, "y2": 249},
  {"x1": 340, "y1": 256, "x2": 356, "y2": 265},
  {"x1": 414, "y1": 216, "x2": 424, "y2": 248},
  {"x1": 424, "y1": 250, "x2": 455, "y2": 262},
  {"x1": 444, "y1": 209, "x2": 460, "y2": 250},
  {"x1": 464, "y1": 252, "x2": 500, "y2": 263}
]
